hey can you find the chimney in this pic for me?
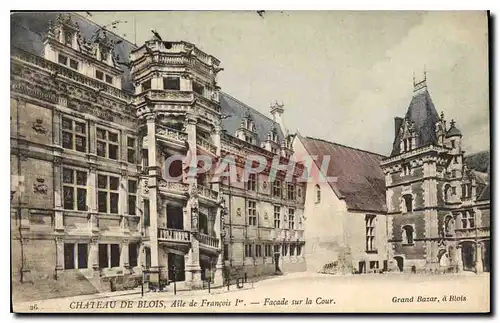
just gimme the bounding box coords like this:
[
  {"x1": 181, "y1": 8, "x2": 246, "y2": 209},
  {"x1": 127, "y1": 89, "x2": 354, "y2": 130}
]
[{"x1": 270, "y1": 101, "x2": 285, "y2": 134}]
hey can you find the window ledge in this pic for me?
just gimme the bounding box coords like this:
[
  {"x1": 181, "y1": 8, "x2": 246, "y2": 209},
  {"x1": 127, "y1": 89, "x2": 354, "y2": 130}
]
[
  {"x1": 402, "y1": 243, "x2": 415, "y2": 247},
  {"x1": 365, "y1": 250, "x2": 378, "y2": 254}
]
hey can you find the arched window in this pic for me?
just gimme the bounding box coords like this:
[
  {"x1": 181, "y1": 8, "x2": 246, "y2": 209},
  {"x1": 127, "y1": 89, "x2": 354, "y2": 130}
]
[
  {"x1": 315, "y1": 184, "x2": 321, "y2": 203},
  {"x1": 402, "y1": 225, "x2": 414, "y2": 245},
  {"x1": 402, "y1": 194, "x2": 413, "y2": 213}
]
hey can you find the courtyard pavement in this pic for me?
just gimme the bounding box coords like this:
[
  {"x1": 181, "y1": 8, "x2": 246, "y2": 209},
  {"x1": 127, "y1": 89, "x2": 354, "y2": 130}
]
[{"x1": 13, "y1": 271, "x2": 490, "y2": 313}]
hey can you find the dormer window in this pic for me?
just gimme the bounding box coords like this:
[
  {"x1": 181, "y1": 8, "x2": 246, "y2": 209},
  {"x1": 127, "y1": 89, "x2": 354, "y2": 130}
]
[
  {"x1": 244, "y1": 135, "x2": 253, "y2": 144},
  {"x1": 64, "y1": 30, "x2": 74, "y2": 46},
  {"x1": 402, "y1": 194, "x2": 413, "y2": 213},
  {"x1": 96, "y1": 70, "x2": 104, "y2": 81},
  {"x1": 101, "y1": 50, "x2": 109, "y2": 62},
  {"x1": 105, "y1": 75, "x2": 113, "y2": 84},
  {"x1": 271, "y1": 129, "x2": 278, "y2": 142},
  {"x1": 164, "y1": 77, "x2": 180, "y2": 90}
]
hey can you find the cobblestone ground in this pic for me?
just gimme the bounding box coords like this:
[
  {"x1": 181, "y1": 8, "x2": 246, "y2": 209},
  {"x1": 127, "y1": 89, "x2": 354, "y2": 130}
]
[{"x1": 14, "y1": 272, "x2": 490, "y2": 313}]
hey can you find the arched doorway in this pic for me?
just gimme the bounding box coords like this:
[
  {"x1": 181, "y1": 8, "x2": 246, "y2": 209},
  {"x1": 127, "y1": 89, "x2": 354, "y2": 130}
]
[
  {"x1": 394, "y1": 256, "x2": 404, "y2": 272},
  {"x1": 461, "y1": 242, "x2": 475, "y2": 272}
]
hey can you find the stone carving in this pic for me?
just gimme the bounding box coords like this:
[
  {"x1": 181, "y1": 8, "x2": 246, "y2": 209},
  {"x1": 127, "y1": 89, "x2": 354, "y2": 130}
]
[
  {"x1": 143, "y1": 179, "x2": 149, "y2": 194},
  {"x1": 445, "y1": 217, "x2": 455, "y2": 236},
  {"x1": 32, "y1": 118, "x2": 47, "y2": 134},
  {"x1": 33, "y1": 178, "x2": 48, "y2": 195},
  {"x1": 263, "y1": 181, "x2": 268, "y2": 190},
  {"x1": 264, "y1": 211, "x2": 268, "y2": 220},
  {"x1": 236, "y1": 208, "x2": 241, "y2": 217}
]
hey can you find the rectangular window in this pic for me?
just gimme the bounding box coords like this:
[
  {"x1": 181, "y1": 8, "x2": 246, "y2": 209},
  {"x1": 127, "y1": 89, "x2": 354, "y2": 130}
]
[
  {"x1": 244, "y1": 244, "x2": 252, "y2": 258},
  {"x1": 110, "y1": 244, "x2": 120, "y2": 268},
  {"x1": 272, "y1": 180, "x2": 282, "y2": 198},
  {"x1": 58, "y1": 54, "x2": 68, "y2": 65},
  {"x1": 246, "y1": 173, "x2": 257, "y2": 192},
  {"x1": 96, "y1": 127, "x2": 119, "y2": 160},
  {"x1": 98, "y1": 244, "x2": 108, "y2": 268},
  {"x1": 192, "y1": 81, "x2": 204, "y2": 95},
  {"x1": 142, "y1": 79, "x2": 151, "y2": 91},
  {"x1": 255, "y1": 244, "x2": 262, "y2": 257},
  {"x1": 271, "y1": 147, "x2": 278, "y2": 154},
  {"x1": 97, "y1": 174, "x2": 120, "y2": 214},
  {"x1": 274, "y1": 245, "x2": 280, "y2": 254},
  {"x1": 64, "y1": 243, "x2": 75, "y2": 269},
  {"x1": 290, "y1": 244, "x2": 296, "y2": 256},
  {"x1": 127, "y1": 137, "x2": 136, "y2": 163},
  {"x1": 297, "y1": 244, "x2": 302, "y2": 256},
  {"x1": 96, "y1": 70, "x2": 104, "y2": 80},
  {"x1": 247, "y1": 200, "x2": 257, "y2": 226},
  {"x1": 129, "y1": 243, "x2": 138, "y2": 267},
  {"x1": 144, "y1": 199, "x2": 150, "y2": 227},
  {"x1": 282, "y1": 244, "x2": 288, "y2": 256},
  {"x1": 288, "y1": 208, "x2": 295, "y2": 230},
  {"x1": 128, "y1": 180, "x2": 137, "y2": 216},
  {"x1": 62, "y1": 117, "x2": 87, "y2": 152},
  {"x1": 105, "y1": 75, "x2": 113, "y2": 84},
  {"x1": 69, "y1": 59, "x2": 79, "y2": 70},
  {"x1": 287, "y1": 184, "x2": 296, "y2": 200},
  {"x1": 142, "y1": 149, "x2": 149, "y2": 169},
  {"x1": 451, "y1": 140, "x2": 456, "y2": 148},
  {"x1": 63, "y1": 168, "x2": 87, "y2": 211},
  {"x1": 244, "y1": 135, "x2": 253, "y2": 144},
  {"x1": 265, "y1": 244, "x2": 272, "y2": 257},
  {"x1": 274, "y1": 206, "x2": 281, "y2": 229},
  {"x1": 78, "y1": 243, "x2": 88, "y2": 269},
  {"x1": 365, "y1": 215, "x2": 376, "y2": 252},
  {"x1": 164, "y1": 77, "x2": 180, "y2": 90}
]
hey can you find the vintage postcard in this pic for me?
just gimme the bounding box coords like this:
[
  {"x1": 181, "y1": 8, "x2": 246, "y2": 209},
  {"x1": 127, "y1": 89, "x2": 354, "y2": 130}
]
[{"x1": 10, "y1": 11, "x2": 490, "y2": 313}]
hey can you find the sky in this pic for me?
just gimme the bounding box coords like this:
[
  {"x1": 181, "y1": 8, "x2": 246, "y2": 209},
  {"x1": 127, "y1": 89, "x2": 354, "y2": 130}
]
[{"x1": 88, "y1": 11, "x2": 489, "y2": 156}]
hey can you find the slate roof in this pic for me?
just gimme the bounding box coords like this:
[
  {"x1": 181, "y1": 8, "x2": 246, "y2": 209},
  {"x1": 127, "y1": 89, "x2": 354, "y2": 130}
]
[
  {"x1": 11, "y1": 12, "x2": 137, "y2": 93},
  {"x1": 391, "y1": 89, "x2": 440, "y2": 156},
  {"x1": 446, "y1": 124, "x2": 462, "y2": 137},
  {"x1": 464, "y1": 150, "x2": 490, "y2": 202},
  {"x1": 219, "y1": 92, "x2": 285, "y2": 145},
  {"x1": 300, "y1": 135, "x2": 387, "y2": 213}
]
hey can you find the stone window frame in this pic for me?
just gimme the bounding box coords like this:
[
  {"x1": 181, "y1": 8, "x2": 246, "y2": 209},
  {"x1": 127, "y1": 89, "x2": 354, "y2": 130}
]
[
  {"x1": 246, "y1": 173, "x2": 257, "y2": 192},
  {"x1": 96, "y1": 125, "x2": 120, "y2": 160},
  {"x1": 98, "y1": 243, "x2": 121, "y2": 269},
  {"x1": 288, "y1": 208, "x2": 295, "y2": 230},
  {"x1": 97, "y1": 172, "x2": 120, "y2": 214},
  {"x1": 296, "y1": 244, "x2": 302, "y2": 256},
  {"x1": 244, "y1": 243, "x2": 253, "y2": 258},
  {"x1": 255, "y1": 244, "x2": 262, "y2": 257},
  {"x1": 287, "y1": 183, "x2": 296, "y2": 201},
  {"x1": 459, "y1": 209, "x2": 476, "y2": 229},
  {"x1": 273, "y1": 205, "x2": 281, "y2": 229},
  {"x1": 63, "y1": 242, "x2": 88, "y2": 270},
  {"x1": 272, "y1": 179, "x2": 282, "y2": 199},
  {"x1": 163, "y1": 76, "x2": 181, "y2": 90},
  {"x1": 365, "y1": 214, "x2": 377, "y2": 253},
  {"x1": 264, "y1": 244, "x2": 272, "y2": 257},
  {"x1": 62, "y1": 166, "x2": 88, "y2": 211},
  {"x1": 402, "y1": 224, "x2": 415, "y2": 246},
  {"x1": 61, "y1": 115, "x2": 87, "y2": 153},
  {"x1": 126, "y1": 136, "x2": 137, "y2": 164},
  {"x1": 401, "y1": 193, "x2": 414, "y2": 213},
  {"x1": 247, "y1": 200, "x2": 257, "y2": 226},
  {"x1": 127, "y1": 179, "x2": 138, "y2": 216},
  {"x1": 128, "y1": 243, "x2": 139, "y2": 268}
]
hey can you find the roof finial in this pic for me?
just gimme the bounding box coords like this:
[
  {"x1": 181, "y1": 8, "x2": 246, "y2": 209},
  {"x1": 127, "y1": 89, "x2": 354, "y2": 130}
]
[
  {"x1": 450, "y1": 119, "x2": 456, "y2": 128},
  {"x1": 424, "y1": 65, "x2": 427, "y2": 81},
  {"x1": 413, "y1": 67, "x2": 428, "y2": 93},
  {"x1": 413, "y1": 71, "x2": 416, "y2": 87},
  {"x1": 440, "y1": 111, "x2": 445, "y2": 120}
]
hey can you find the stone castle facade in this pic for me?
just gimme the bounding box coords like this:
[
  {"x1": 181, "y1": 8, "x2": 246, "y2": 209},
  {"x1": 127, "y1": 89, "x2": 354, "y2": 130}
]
[
  {"x1": 10, "y1": 13, "x2": 305, "y2": 300},
  {"x1": 381, "y1": 75, "x2": 490, "y2": 274}
]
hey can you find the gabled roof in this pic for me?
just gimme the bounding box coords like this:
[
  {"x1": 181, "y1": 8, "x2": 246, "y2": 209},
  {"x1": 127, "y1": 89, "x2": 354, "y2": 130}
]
[
  {"x1": 300, "y1": 135, "x2": 387, "y2": 213},
  {"x1": 11, "y1": 12, "x2": 137, "y2": 93},
  {"x1": 465, "y1": 150, "x2": 490, "y2": 173},
  {"x1": 219, "y1": 92, "x2": 285, "y2": 145},
  {"x1": 391, "y1": 89, "x2": 440, "y2": 156}
]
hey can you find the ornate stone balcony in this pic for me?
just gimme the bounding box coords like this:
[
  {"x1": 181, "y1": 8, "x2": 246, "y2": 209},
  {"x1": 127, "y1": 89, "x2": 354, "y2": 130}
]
[
  {"x1": 158, "y1": 228, "x2": 191, "y2": 244},
  {"x1": 198, "y1": 185, "x2": 219, "y2": 203},
  {"x1": 156, "y1": 127, "x2": 188, "y2": 144},
  {"x1": 198, "y1": 233, "x2": 220, "y2": 250},
  {"x1": 158, "y1": 180, "x2": 189, "y2": 198},
  {"x1": 196, "y1": 136, "x2": 217, "y2": 155}
]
